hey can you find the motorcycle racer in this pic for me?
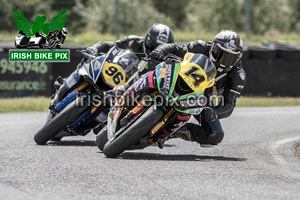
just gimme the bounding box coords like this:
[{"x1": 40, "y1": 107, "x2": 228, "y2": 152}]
[
  {"x1": 50, "y1": 24, "x2": 174, "y2": 136},
  {"x1": 86, "y1": 23, "x2": 174, "y2": 69},
  {"x1": 149, "y1": 29, "x2": 246, "y2": 147}
]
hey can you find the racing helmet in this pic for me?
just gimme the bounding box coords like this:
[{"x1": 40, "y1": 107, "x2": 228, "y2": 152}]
[
  {"x1": 144, "y1": 23, "x2": 174, "y2": 54},
  {"x1": 209, "y1": 30, "x2": 243, "y2": 72},
  {"x1": 62, "y1": 27, "x2": 68, "y2": 36},
  {"x1": 176, "y1": 53, "x2": 216, "y2": 94}
]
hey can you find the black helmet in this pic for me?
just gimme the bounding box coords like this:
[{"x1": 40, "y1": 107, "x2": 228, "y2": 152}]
[
  {"x1": 209, "y1": 30, "x2": 243, "y2": 72},
  {"x1": 144, "y1": 23, "x2": 174, "y2": 55}
]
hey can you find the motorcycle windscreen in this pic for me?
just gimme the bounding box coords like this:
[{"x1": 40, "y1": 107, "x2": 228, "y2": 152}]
[
  {"x1": 99, "y1": 47, "x2": 139, "y2": 88},
  {"x1": 179, "y1": 53, "x2": 216, "y2": 93}
]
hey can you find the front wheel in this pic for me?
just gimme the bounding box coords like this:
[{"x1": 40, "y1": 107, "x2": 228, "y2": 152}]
[
  {"x1": 34, "y1": 95, "x2": 88, "y2": 145},
  {"x1": 103, "y1": 105, "x2": 164, "y2": 158}
]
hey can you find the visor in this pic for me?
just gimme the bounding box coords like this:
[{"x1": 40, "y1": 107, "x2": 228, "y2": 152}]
[{"x1": 212, "y1": 44, "x2": 241, "y2": 67}]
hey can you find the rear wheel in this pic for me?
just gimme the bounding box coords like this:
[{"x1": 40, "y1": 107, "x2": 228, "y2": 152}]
[
  {"x1": 34, "y1": 95, "x2": 88, "y2": 145},
  {"x1": 103, "y1": 105, "x2": 164, "y2": 158},
  {"x1": 96, "y1": 125, "x2": 108, "y2": 151}
]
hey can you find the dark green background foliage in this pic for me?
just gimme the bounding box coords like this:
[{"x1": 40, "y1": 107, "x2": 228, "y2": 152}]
[
  {"x1": 151, "y1": 0, "x2": 188, "y2": 28},
  {"x1": 1, "y1": 0, "x2": 300, "y2": 35}
]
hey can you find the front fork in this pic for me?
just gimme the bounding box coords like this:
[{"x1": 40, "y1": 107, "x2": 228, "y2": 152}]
[
  {"x1": 69, "y1": 82, "x2": 105, "y2": 129},
  {"x1": 50, "y1": 81, "x2": 104, "y2": 128}
]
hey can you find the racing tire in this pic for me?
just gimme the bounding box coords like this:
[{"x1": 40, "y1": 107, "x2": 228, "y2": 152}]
[
  {"x1": 103, "y1": 105, "x2": 164, "y2": 158},
  {"x1": 34, "y1": 95, "x2": 89, "y2": 145},
  {"x1": 95, "y1": 125, "x2": 108, "y2": 151}
]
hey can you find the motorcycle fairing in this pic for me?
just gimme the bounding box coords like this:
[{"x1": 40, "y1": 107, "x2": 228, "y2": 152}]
[
  {"x1": 91, "y1": 55, "x2": 106, "y2": 83},
  {"x1": 155, "y1": 60, "x2": 180, "y2": 101},
  {"x1": 99, "y1": 47, "x2": 139, "y2": 88}
]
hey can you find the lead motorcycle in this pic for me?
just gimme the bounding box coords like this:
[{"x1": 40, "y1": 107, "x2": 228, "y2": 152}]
[
  {"x1": 98, "y1": 53, "x2": 217, "y2": 158},
  {"x1": 34, "y1": 46, "x2": 139, "y2": 145}
]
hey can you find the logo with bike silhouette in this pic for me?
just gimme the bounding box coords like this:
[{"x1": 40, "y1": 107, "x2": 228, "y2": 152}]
[{"x1": 14, "y1": 8, "x2": 68, "y2": 49}]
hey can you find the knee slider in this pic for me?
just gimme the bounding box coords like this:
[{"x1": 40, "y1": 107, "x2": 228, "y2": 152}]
[{"x1": 208, "y1": 131, "x2": 224, "y2": 145}]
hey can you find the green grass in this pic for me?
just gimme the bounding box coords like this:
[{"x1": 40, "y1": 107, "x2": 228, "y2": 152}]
[
  {"x1": 66, "y1": 31, "x2": 118, "y2": 46},
  {"x1": 0, "y1": 97, "x2": 49, "y2": 113},
  {"x1": 236, "y1": 97, "x2": 300, "y2": 107},
  {"x1": 0, "y1": 97, "x2": 300, "y2": 113},
  {"x1": 2, "y1": 31, "x2": 300, "y2": 46}
]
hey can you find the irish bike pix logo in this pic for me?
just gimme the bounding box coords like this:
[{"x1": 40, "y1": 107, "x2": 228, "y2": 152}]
[{"x1": 10, "y1": 8, "x2": 70, "y2": 62}]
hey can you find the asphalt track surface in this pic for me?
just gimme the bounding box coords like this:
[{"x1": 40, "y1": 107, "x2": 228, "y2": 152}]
[{"x1": 1, "y1": 107, "x2": 300, "y2": 200}]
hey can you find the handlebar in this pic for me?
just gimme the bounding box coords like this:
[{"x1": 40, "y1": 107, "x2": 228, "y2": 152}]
[
  {"x1": 77, "y1": 50, "x2": 97, "y2": 59},
  {"x1": 165, "y1": 54, "x2": 183, "y2": 62}
]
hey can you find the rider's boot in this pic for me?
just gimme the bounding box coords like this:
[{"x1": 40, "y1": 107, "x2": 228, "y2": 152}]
[
  {"x1": 53, "y1": 76, "x2": 65, "y2": 90},
  {"x1": 174, "y1": 123, "x2": 224, "y2": 147},
  {"x1": 93, "y1": 109, "x2": 109, "y2": 135},
  {"x1": 173, "y1": 126, "x2": 193, "y2": 141}
]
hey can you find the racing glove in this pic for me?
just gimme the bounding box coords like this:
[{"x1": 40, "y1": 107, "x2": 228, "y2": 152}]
[
  {"x1": 149, "y1": 49, "x2": 166, "y2": 62},
  {"x1": 201, "y1": 107, "x2": 218, "y2": 121},
  {"x1": 85, "y1": 46, "x2": 99, "y2": 56},
  {"x1": 113, "y1": 85, "x2": 127, "y2": 97}
]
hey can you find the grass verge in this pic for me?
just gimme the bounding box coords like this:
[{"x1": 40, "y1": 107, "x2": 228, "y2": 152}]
[
  {"x1": 236, "y1": 97, "x2": 300, "y2": 107},
  {"x1": 0, "y1": 97, "x2": 300, "y2": 113},
  {"x1": 0, "y1": 97, "x2": 50, "y2": 113}
]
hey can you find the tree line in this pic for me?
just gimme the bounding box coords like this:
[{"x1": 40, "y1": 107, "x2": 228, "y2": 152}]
[{"x1": 1, "y1": 0, "x2": 299, "y2": 36}]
